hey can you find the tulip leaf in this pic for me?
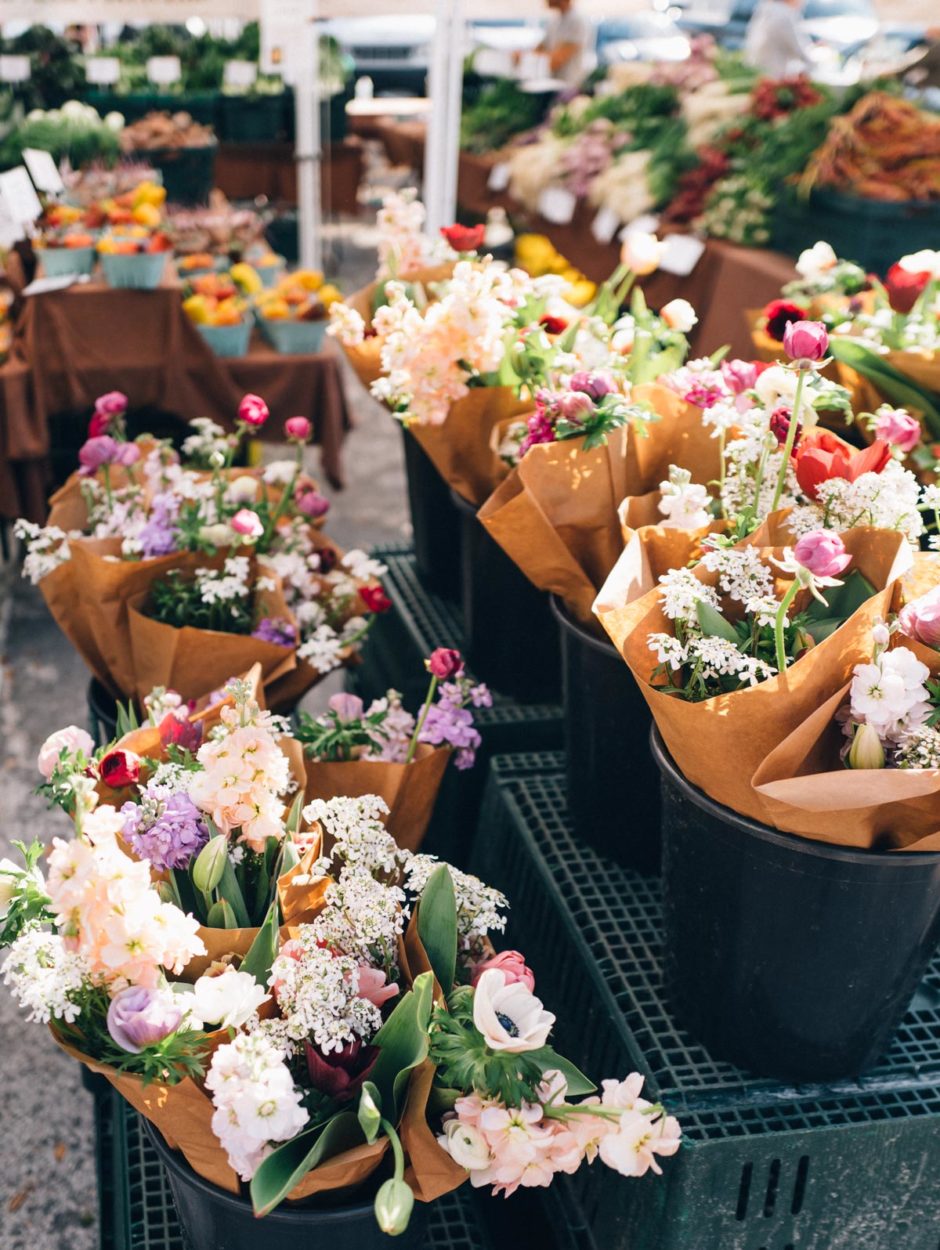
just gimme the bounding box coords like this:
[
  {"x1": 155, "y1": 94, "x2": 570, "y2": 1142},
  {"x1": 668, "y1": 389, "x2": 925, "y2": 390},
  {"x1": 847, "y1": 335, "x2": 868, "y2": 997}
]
[
  {"x1": 524, "y1": 1046, "x2": 597, "y2": 1097},
  {"x1": 803, "y1": 569, "x2": 876, "y2": 643},
  {"x1": 416, "y1": 866, "x2": 458, "y2": 996},
  {"x1": 216, "y1": 852, "x2": 251, "y2": 928},
  {"x1": 696, "y1": 599, "x2": 739, "y2": 643},
  {"x1": 205, "y1": 898, "x2": 237, "y2": 929},
  {"x1": 241, "y1": 897, "x2": 279, "y2": 987},
  {"x1": 357, "y1": 1081, "x2": 383, "y2": 1144},
  {"x1": 370, "y1": 972, "x2": 433, "y2": 1121},
  {"x1": 284, "y1": 792, "x2": 305, "y2": 837},
  {"x1": 250, "y1": 1111, "x2": 364, "y2": 1217}
]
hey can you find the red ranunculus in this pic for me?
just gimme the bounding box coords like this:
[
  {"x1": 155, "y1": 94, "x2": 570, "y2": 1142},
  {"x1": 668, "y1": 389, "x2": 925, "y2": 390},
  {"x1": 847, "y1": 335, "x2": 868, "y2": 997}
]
[
  {"x1": 158, "y1": 714, "x2": 202, "y2": 752},
  {"x1": 762, "y1": 299, "x2": 808, "y2": 343},
  {"x1": 883, "y1": 263, "x2": 930, "y2": 315},
  {"x1": 88, "y1": 412, "x2": 112, "y2": 438},
  {"x1": 440, "y1": 223, "x2": 485, "y2": 253},
  {"x1": 792, "y1": 429, "x2": 892, "y2": 501},
  {"x1": 539, "y1": 314, "x2": 569, "y2": 335},
  {"x1": 359, "y1": 585, "x2": 391, "y2": 614},
  {"x1": 99, "y1": 748, "x2": 141, "y2": 789}
]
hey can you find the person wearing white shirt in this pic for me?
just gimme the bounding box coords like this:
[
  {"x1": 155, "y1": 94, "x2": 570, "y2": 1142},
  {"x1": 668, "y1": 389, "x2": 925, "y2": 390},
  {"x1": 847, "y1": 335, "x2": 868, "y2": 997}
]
[
  {"x1": 744, "y1": 0, "x2": 813, "y2": 78},
  {"x1": 543, "y1": 0, "x2": 592, "y2": 88}
]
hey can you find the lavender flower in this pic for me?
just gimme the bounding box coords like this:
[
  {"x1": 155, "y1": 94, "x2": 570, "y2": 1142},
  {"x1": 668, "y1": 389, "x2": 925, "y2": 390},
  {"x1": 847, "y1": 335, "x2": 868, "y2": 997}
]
[
  {"x1": 107, "y1": 986, "x2": 182, "y2": 1053},
  {"x1": 418, "y1": 695, "x2": 483, "y2": 770},
  {"x1": 252, "y1": 617, "x2": 298, "y2": 648},
  {"x1": 122, "y1": 787, "x2": 209, "y2": 871},
  {"x1": 137, "y1": 493, "x2": 181, "y2": 558}
]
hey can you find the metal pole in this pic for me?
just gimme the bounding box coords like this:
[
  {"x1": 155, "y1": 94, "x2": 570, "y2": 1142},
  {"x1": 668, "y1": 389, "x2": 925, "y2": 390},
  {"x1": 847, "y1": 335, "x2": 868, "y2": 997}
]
[
  {"x1": 295, "y1": 4, "x2": 322, "y2": 270},
  {"x1": 423, "y1": 0, "x2": 463, "y2": 236}
]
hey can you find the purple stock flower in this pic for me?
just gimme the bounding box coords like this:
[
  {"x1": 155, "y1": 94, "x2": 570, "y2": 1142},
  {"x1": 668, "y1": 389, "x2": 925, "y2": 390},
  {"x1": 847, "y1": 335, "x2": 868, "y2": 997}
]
[
  {"x1": 568, "y1": 370, "x2": 615, "y2": 401},
  {"x1": 107, "y1": 986, "x2": 182, "y2": 1053},
  {"x1": 137, "y1": 493, "x2": 181, "y2": 558},
  {"x1": 419, "y1": 695, "x2": 482, "y2": 768},
  {"x1": 519, "y1": 409, "x2": 557, "y2": 458},
  {"x1": 122, "y1": 788, "x2": 209, "y2": 872},
  {"x1": 252, "y1": 617, "x2": 298, "y2": 648},
  {"x1": 328, "y1": 692, "x2": 365, "y2": 722}
]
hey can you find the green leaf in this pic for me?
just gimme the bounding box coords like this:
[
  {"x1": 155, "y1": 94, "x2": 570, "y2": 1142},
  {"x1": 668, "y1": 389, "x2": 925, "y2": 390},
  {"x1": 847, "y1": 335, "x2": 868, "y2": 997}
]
[
  {"x1": 696, "y1": 599, "x2": 739, "y2": 643},
  {"x1": 357, "y1": 1082, "x2": 382, "y2": 1144},
  {"x1": 205, "y1": 898, "x2": 238, "y2": 929},
  {"x1": 250, "y1": 1112, "x2": 364, "y2": 1217},
  {"x1": 829, "y1": 338, "x2": 940, "y2": 438},
  {"x1": 524, "y1": 1047, "x2": 597, "y2": 1097},
  {"x1": 805, "y1": 568, "x2": 875, "y2": 625},
  {"x1": 284, "y1": 791, "x2": 305, "y2": 836},
  {"x1": 416, "y1": 866, "x2": 458, "y2": 995},
  {"x1": 241, "y1": 897, "x2": 279, "y2": 986},
  {"x1": 192, "y1": 835, "x2": 228, "y2": 894},
  {"x1": 708, "y1": 343, "x2": 731, "y2": 366},
  {"x1": 216, "y1": 851, "x2": 251, "y2": 928},
  {"x1": 370, "y1": 972, "x2": 433, "y2": 1121}
]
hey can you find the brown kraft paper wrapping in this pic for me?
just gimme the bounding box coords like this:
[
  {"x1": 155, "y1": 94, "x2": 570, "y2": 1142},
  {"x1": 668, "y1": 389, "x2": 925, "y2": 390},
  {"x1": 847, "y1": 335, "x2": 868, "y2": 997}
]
[
  {"x1": 596, "y1": 527, "x2": 912, "y2": 822},
  {"x1": 834, "y1": 352, "x2": 940, "y2": 440},
  {"x1": 409, "y1": 387, "x2": 532, "y2": 508}
]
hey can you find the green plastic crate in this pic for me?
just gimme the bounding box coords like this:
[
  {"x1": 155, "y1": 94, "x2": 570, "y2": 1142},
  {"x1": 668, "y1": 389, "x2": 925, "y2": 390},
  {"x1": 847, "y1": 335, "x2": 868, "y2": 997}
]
[
  {"x1": 98, "y1": 1091, "x2": 497, "y2": 1250},
  {"x1": 472, "y1": 757, "x2": 940, "y2": 1250},
  {"x1": 350, "y1": 545, "x2": 562, "y2": 867}
]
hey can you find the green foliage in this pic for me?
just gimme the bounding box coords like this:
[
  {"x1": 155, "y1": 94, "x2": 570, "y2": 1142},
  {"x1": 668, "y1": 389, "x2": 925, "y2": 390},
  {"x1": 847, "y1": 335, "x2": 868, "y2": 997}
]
[
  {"x1": 0, "y1": 841, "x2": 53, "y2": 948},
  {"x1": 554, "y1": 82, "x2": 679, "y2": 142},
  {"x1": 459, "y1": 78, "x2": 548, "y2": 154},
  {"x1": 416, "y1": 866, "x2": 458, "y2": 995},
  {"x1": 147, "y1": 569, "x2": 254, "y2": 635},
  {"x1": 294, "y1": 704, "x2": 390, "y2": 762}
]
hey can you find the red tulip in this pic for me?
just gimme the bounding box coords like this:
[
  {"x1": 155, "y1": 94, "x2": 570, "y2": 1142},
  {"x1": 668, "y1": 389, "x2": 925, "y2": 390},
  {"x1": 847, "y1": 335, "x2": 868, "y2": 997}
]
[
  {"x1": 440, "y1": 223, "x2": 485, "y2": 253},
  {"x1": 539, "y1": 314, "x2": 568, "y2": 335},
  {"x1": 883, "y1": 263, "x2": 930, "y2": 315},
  {"x1": 793, "y1": 429, "x2": 892, "y2": 501},
  {"x1": 359, "y1": 585, "x2": 391, "y2": 614}
]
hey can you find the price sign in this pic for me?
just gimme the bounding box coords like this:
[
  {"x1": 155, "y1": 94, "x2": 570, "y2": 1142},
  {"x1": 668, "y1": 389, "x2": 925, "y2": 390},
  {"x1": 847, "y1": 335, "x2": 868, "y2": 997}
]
[
  {"x1": 538, "y1": 185, "x2": 577, "y2": 226},
  {"x1": 224, "y1": 59, "x2": 258, "y2": 88},
  {"x1": 86, "y1": 56, "x2": 121, "y2": 85},
  {"x1": 592, "y1": 206, "x2": 620, "y2": 245},
  {"x1": 0, "y1": 166, "x2": 43, "y2": 226},
  {"x1": 0, "y1": 55, "x2": 30, "y2": 83},
  {"x1": 659, "y1": 233, "x2": 706, "y2": 277},
  {"x1": 147, "y1": 56, "x2": 182, "y2": 86},
  {"x1": 24, "y1": 148, "x2": 65, "y2": 195},
  {"x1": 487, "y1": 162, "x2": 510, "y2": 193}
]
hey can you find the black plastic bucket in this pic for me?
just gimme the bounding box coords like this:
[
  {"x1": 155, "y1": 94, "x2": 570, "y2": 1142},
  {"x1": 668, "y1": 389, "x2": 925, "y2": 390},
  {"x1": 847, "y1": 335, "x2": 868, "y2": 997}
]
[
  {"x1": 401, "y1": 428, "x2": 462, "y2": 601},
  {"x1": 87, "y1": 678, "x2": 118, "y2": 748},
  {"x1": 451, "y1": 489, "x2": 560, "y2": 704},
  {"x1": 552, "y1": 597, "x2": 660, "y2": 872},
  {"x1": 144, "y1": 1120, "x2": 428, "y2": 1250},
  {"x1": 653, "y1": 728, "x2": 940, "y2": 1082}
]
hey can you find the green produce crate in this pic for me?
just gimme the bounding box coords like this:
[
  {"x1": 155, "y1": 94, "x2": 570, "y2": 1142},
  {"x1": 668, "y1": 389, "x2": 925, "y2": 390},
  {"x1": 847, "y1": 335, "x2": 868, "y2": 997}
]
[
  {"x1": 472, "y1": 757, "x2": 940, "y2": 1250},
  {"x1": 347, "y1": 545, "x2": 562, "y2": 866},
  {"x1": 96, "y1": 1090, "x2": 497, "y2": 1250},
  {"x1": 217, "y1": 93, "x2": 288, "y2": 143}
]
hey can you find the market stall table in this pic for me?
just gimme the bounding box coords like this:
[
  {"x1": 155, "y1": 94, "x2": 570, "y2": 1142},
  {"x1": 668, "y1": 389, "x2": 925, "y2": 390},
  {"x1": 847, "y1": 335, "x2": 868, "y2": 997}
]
[{"x1": 0, "y1": 271, "x2": 352, "y2": 522}]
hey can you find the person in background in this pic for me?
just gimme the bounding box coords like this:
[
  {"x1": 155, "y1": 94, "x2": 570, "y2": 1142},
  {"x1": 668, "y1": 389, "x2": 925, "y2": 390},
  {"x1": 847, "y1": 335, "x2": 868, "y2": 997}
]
[
  {"x1": 744, "y1": 0, "x2": 813, "y2": 78},
  {"x1": 541, "y1": 0, "x2": 592, "y2": 88}
]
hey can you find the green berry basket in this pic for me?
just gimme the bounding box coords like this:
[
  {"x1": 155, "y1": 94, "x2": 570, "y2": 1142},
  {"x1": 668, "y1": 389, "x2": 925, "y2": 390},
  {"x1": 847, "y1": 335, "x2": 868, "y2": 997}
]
[
  {"x1": 40, "y1": 245, "x2": 97, "y2": 278},
  {"x1": 99, "y1": 250, "x2": 168, "y2": 290},
  {"x1": 196, "y1": 318, "x2": 252, "y2": 357},
  {"x1": 257, "y1": 313, "x2": 327, "y2": 355}
]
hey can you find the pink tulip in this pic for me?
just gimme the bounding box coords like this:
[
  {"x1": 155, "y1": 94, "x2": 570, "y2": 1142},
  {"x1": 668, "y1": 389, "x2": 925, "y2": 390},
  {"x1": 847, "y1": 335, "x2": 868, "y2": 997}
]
[
  {"x1": 115, "y1": 442, "x2": 141, "y2": 467},
  {"x1": 237, "y1": 393, "x2": 269, "y2": 428},
  {"x1": 783, "y1": 320, "x2": 829, "y2": 362},
  {"x1": 95, "y1": 390, "x2": 128, "y2": 417},
  {"x1": 356, "y1": 966, "x2": 400, "y2": 1008},
  {"x1": 721, "y1": 359, "x2": 759, "y2": 395},
  {"x1": 898, "y1": 586, "x2": 940, "y2": 650},
  {"x1": 285, "y1": 415, "x2": 312, "y2": 442},
  {"x1": 230, "y1": 508, "x2": 264, "y2": 540},
  {"x1": 471, "y1": 950, "x2": 536, "y2": 993},
  {"x1": 568, "y1": 371, "x2": 614, "y2": 401},
  {"x1": 428, "y1": 648, "x2": 464, "y2": 679},
  {"x1": 793, "y1": 530, "x2": 851, "y2": 578},
  {"x1": 873, "y1": 408, "x2": 921, "y2": 453}
]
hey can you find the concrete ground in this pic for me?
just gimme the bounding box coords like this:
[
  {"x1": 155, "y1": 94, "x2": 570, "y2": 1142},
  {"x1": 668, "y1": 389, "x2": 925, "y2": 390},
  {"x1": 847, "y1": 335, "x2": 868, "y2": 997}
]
[{"x1": 0, "y1": 213, "x2": 410, "y2": 1249}]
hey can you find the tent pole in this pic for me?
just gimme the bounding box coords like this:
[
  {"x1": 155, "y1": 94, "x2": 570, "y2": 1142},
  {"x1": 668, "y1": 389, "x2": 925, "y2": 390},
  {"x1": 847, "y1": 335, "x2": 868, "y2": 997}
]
[
  {"x1": 295, "y1": 7, "x2": 322, "y2": 271},
  {"x1": 423, "y1": 0, "x2": 463, "y2": 236}
]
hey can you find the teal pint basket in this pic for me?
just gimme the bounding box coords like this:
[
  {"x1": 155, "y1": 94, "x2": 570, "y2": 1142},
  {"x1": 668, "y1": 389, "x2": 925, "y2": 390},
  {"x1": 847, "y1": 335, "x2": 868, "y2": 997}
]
[
  {"x1": 197, "y1": 318, "x2": 252, "y2": 357},
  {"x1": 40, "y1": 245, "x2": 96, "y2": 278},
  {"x1": 100, "y1": 250, "x2": 167, "y2": 290},
  {"x1": 257, "y1": 314, "x2": 327, "y2": 354}
]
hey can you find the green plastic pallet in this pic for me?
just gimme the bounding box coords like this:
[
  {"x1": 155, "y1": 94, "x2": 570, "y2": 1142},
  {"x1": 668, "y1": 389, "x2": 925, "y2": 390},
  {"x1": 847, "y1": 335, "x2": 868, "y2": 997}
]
[
  {"x1": 97, "y1": 1090, "x2": 496, "y2": 1250},
  {"x1": 473, "y1": 756, "x2": 940, "y2": 1250},
  {"x1": 349, "y1": 545, "x2": 562, "y2": 868}
]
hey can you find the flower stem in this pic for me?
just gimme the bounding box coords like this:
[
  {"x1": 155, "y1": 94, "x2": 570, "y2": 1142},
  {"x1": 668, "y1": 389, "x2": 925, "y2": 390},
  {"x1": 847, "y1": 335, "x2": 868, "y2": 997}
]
[
  {"x1": 404, "y1": 674, "x2": 438, "y2": 765},
  {"x1": 773, "y1": 579, "x2": 801, "y2": 676},
  {"x1": 380, "y1": 1118, "x2": 406, "y2": 1180},
  {"x1": 102, "y1": 464, "x2": 113, "y2": 509},
  {"x1": 770, "y1": 365, "x2": 807, "y2": 513}
]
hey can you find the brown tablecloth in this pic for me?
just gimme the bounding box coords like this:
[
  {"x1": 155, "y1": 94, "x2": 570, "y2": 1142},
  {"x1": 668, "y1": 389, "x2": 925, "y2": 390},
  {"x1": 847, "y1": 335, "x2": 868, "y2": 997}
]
[{"x1": 1, "y1": 271, "x2": 352, "y2": 521}]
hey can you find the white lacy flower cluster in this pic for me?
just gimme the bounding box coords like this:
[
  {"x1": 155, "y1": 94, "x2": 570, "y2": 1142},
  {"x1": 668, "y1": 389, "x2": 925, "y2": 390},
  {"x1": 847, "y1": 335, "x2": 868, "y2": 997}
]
[
  {"x1": 270, "y1": 937, "x2": 382, "y2": 1052},
  {"x1": 304, "y1": 794, "x2": 407, "y2": 878},
  {"x1": 181, "y1": 417, "x2": 232, "y2": 465},
  {"x1": 196, "y1": 556, "x2": 252, "y2": 606},
  {"x1": 2, "y1": 928, "x2": 88, "y2": 1024},
  {"x1": 45, "y1": 809, "x2": 204, "y2": 989},
  {"x1": 405, "y1": 855, "x2": 508, "y2": 950},
  {"x1": 189, "y1": 696, "x2": 292, "y2": 852},
  {"x1": 13, "y1": 520, "x2": 72, "y2": 584},
  {"x1": 788, "y1": 460, "x2": 925, "y2": 545},
  {"x1": 895, "y1": 726, "x2": 940, "y2": 770},
  {"x1": 370, "y1": 259, "x2": 528, "y2": 425},
  {"x1": 647, "y1": 547, "x2": 778, "y2": 688},
  {"x1": 205, "y1": 1027, "x2": 309, "y2": 1181}
]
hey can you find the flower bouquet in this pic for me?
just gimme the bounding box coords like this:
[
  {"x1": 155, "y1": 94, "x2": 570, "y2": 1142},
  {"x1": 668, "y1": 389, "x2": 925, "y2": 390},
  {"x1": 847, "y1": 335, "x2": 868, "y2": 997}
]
[
  {"x1": 15, "y1": 392, "x2": 387, "y2": 711},
  {"x1": 296, "y1": 648, "x2": 490, "y2": 851}
]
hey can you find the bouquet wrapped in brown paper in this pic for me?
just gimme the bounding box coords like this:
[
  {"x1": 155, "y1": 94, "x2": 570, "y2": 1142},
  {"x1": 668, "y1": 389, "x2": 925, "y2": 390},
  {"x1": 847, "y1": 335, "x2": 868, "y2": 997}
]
[
  {"x1": 597, "y1": 524, "x2": 912, "y2": 821},
  {"x1": 15, "y1": 390, "x2": 389, "y2": 710},
  {"x1": 296, "y1": 646, "x2": 490, "y2": 851},
  {"x1": 752, "y1": 569, "x2": 940, "y2": 850}
]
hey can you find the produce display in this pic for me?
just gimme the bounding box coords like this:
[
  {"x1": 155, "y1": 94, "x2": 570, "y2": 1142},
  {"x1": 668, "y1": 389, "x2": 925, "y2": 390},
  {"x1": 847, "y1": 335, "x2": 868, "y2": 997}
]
[{"x1": 120, "y1": 111, "x2": 216, "y2": 153}]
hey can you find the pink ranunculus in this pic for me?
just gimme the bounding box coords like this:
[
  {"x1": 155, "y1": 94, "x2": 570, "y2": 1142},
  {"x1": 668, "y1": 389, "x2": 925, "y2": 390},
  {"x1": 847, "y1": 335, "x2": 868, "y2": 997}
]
[
  {"x1": 107, "y1": 986, "x2": 181, "y2": 1053},
  {"x1": 428, "y1": 647, "x2": 464, "y2": 679},
  {"x1": 568, "y1": 371, "x2": 614, "y2": 401},
  {"x1": 873, "y1": 408, "x2": 921, "y2": 453},
  {"x1": 721, "y1": 359, "x2": 758, "y2": 395},
  {"x1": 115, "y1": 442, "x2": 141, "y2": 467},
  {"x1": 783, "y1": 319, "x2": 828, "y2": 362},
  {"x1": 555, "y1": 390, "x2": 595, "y2": 423},
  {"x1": 356, "y1": 966, "x2": 400, "y2": 1009},
  {"x1": 898, "y1": 586, "x2": 940, "y2": 650},
  {"x1": 229, "y1": 508, "x2": 264, "y2": 540},
  {"x1": 793, "y1": 530, "x2": 851, "y2": 579},
  {"x1": 237, "y1": 393, "x2": 269, "y2": 428},
  {"x1": 295, "y1": 485, "x2": 330, "y2": 519},
  {"x1": 328, "y1": 692, "x2": 365, "y2": 722},
  {"x1": 95, "y1": 390, "x2": 128, "y2": 417},
  {"x1": 78, "y1": 435, "x2": 121, "y2": 476},
  {"x1": 471, "y1": 950, "x2": 536, "y2": 993},
  {"x1": 285, "y1": 415, "x2": 312, "y2": 442},
  {"x1": 37, "y1": 725, "x2": 95, "y2": 779}
]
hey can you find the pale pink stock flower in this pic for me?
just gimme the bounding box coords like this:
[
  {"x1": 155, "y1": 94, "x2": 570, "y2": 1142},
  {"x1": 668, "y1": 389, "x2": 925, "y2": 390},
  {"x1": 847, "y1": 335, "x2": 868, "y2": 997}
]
[
  {"x1": 597, "y1": 1108, "x2": 682, "y2": 1178},
  {"x1": 189, "y1": 723, "x2": 290, "y2": 852},
  {"x1": 37, "y1": 725, "x2": 95, "y2": 780},
  {"x1": 899, "y1": 586, "x2": 940, "y2": 650}
]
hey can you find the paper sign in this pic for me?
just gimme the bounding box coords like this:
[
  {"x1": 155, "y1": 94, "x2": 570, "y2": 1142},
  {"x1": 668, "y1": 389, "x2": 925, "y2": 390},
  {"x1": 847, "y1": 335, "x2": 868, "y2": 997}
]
[
  {"x1": 538, "y1": 185, "x2": 576, "y2": 226},
  {"x1": 86, "y1": 56, "x2": 121, "y2": 85},
  {"x1": 0, "y1": 55, "x2": 30, "y2": 83},
  {"x1": 224, "y1": 59, "x2": 258, "y2": 88},
  {"x1": 0, "y1": 197, "x2": 22, "y2": 249},
  {"x1": 147, "y1": 56, "x2": 182, "y2": 86},
  {"x1": 487, "y1": 162, "x2": 510, "y2": 193},
  {"x1": 620, "y1": 213, "x2": 661, "y2": 239},
  {"x1": 24, "y1": 148, "x2": 65, "y2": 195},
  {"x1": 0, "y1": 166, "x2": 42, "y2": 225},
  {"x1": 659, "y1": 233, "x2": 707, "y2": 277},
  {"x1": 260, "y1": 0, "x2": 310, "y2": 83},
  {"x1": 23, "y1": 273, "x2": 87, "y2": 297},
  {"x1": 592, "y1": 206, "x2": 620, "y2": 245}
]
